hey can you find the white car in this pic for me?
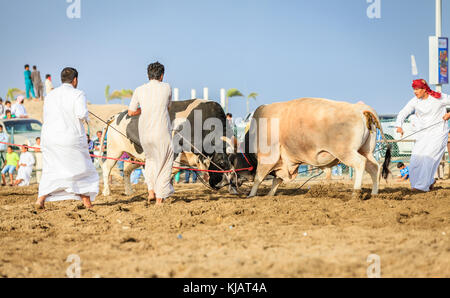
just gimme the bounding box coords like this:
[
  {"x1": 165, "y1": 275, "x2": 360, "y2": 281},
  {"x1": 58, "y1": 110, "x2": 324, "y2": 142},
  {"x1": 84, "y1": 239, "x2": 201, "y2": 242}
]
[{"x1": 0, "y1": 118, "x2": 42, "y2": 149}]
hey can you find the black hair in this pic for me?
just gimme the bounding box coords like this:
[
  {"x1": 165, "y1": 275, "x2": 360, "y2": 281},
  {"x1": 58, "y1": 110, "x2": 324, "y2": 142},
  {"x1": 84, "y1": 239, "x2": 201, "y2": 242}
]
[
  {"x1": 147, "y1": 62, "x2": 165, "y2": 80},
  {"x1": 7, "y1": 146, "x2": 12, "y2": 150},
  {"x1": 24, "y1": 64, "x2": 29, "y2": 69},
  {"x1": 5, "y1": 110, "x2": 11, "y2": 114},
  {"x1": 33, "y1": 65, "x2": 37, "y2": 70},
  {"x1": 397, "y1": 162, "x2": 405, "y2": 169},
  {"x1": 22, "y1": 145, "x2": 28, "y2": 151},
  {"x1": 61, "y1": 67, "x2": 78, "y2": 84},
  {"x1": 5, "y1": 101, "x2": 11, "y2": 105},
  {"x1": 226, "y1": 113, "x2": 233, "y2": 118},
  {"x1": 46, "y1": 74, "x2": 51, "y2": 79}
]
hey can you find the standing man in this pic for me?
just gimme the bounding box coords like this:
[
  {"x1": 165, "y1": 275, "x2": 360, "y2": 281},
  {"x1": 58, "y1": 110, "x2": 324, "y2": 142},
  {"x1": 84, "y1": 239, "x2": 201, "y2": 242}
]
[
  {"x1": 34, "y1": 137, "x2": 43, "y2": 183},
  {"x1": 35, "y1": 67, "x2": 99, "y2": 209},
  {"x1": 396, "y1": 79, "x2": 450, "y2": 192},
  {"x1": 128, "y1": 62, "x2": 174, "y2": 205},
  {"x1": 31, "y1": 66, "x2": 44, "y2": 101},
  {"x1": 45, "y1": 74, "x2": 54, "y2": 97},
  {"x1": 0, "y1": 126, "x2": 9, "y2": 168},
  {"x1": 24, "y1": 65, "x2": 36, "y2": 100}
]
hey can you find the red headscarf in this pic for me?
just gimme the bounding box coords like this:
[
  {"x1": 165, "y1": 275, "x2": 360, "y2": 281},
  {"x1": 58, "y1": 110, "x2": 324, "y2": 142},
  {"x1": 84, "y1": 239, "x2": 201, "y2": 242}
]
[{"x1": 412, "y1": 79, "x2": 441, "y2": 99}]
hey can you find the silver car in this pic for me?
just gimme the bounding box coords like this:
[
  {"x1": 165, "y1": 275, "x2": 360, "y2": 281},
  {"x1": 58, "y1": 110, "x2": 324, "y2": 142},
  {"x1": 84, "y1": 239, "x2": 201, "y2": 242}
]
[{"x1": 0, "y1": 118, "x2": 42, "y2": 149}]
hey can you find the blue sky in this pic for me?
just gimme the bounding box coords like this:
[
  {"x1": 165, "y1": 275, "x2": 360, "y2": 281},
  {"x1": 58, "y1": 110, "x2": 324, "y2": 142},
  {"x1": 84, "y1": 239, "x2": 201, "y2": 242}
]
[{"x1": 0, "y1": 0, "x2": 449, "y2": 117}]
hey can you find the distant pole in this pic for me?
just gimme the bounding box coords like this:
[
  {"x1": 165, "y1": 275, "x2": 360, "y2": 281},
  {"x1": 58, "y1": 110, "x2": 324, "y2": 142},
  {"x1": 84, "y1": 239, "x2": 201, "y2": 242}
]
[
  {"x1": 173, "y1": 88, "x2": 179, "y2": 101},
  {"x1": 191, "y1": 89, "x2": 196, "y2": 99},
  {"x1": 220, "y1": 88, "x2": 226, "y2": 110},
  {"x1": 436, "y1": 0, "x2": 442, "y2": 93},
  {"x1": 203, "y1": 87, "x2": 208, "y2": 100}
]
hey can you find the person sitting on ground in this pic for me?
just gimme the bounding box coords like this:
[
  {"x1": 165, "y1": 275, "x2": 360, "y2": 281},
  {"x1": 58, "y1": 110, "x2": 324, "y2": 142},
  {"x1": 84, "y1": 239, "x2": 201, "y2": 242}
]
[
  {"x1": 14, "y1": 145, "x2": 35, "y2": 186},
  {"x1": 11, "y1": 96, "x2": 28, "y2": 118},
  {"x1": 1, "y1": 146, "x2": 20, "y2": 186},
  {"x1": 3, "y1": 110, "x2": 16, "y2": 119},
  {"x1": 397, "y1": 162, "x2": 409, "y2": 182}
]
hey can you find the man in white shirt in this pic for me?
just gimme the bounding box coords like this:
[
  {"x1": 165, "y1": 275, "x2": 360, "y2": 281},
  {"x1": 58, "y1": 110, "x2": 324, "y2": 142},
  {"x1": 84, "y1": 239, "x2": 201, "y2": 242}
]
[
  {"x1": 11, "y1": 96, "x2": 28, "y2": 118},
  {"x1": 35, "y1": 67, "x2": 99, "y2": 209},
  {"x1": 45, "y1": 74, "x2": 54, "y2": 97}
]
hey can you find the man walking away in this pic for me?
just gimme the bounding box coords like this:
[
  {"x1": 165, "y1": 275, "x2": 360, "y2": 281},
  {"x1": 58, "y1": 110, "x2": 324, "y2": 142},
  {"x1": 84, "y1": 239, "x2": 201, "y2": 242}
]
[
  {"x1": 31, "y1": 66, "x2": 44, "y2": 101},
  {"x1": 128, "y1": 62, "x2": 174, "y2": 205},
  {"x1": 24, "y1": 65, "x2": 36, "y2": 100},
  {"x1": 35, "y1": 67, "x2": 99, "y2": 209}
]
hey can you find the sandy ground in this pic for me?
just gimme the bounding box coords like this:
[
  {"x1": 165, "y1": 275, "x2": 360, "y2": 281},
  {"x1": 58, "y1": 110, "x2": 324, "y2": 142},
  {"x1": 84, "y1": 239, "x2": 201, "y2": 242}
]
[{"x1": 0, "y1": 177, "x2": 449, "y2": 278}]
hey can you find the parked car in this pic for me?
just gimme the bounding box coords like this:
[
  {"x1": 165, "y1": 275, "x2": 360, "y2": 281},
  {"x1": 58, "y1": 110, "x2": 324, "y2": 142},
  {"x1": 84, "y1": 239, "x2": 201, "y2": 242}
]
[{"x1": 0, "y1": 118, "x2": 42, "y2": 149}]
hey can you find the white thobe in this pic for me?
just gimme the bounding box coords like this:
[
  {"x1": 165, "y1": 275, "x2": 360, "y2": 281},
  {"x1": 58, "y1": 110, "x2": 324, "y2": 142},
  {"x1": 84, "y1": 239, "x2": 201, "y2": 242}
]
[
  {"x1": 38, "y1": 83, "x2": 99, "y2": 202},
  {"x1": 17, "y1": 152, "x2": 35, "y2": 186},
  {"x1": 395, "y1": 94, "x2": 450, "y2": 191},
  {"x1": 129, "y1": 80, "x2": 174, "y2": 199},
  {"x1": 11, "y1": 103, "x2": 27, "y2": 117}
]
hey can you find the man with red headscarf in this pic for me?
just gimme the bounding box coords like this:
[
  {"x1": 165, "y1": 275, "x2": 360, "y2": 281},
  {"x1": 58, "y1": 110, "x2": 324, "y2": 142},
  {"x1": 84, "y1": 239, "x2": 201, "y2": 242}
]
[{"x1": 395, "y1": 79, "x2": 450, "y2": 192}]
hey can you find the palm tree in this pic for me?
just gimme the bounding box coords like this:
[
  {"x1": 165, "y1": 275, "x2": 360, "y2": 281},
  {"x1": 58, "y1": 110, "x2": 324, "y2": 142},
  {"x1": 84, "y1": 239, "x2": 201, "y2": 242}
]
[
  {"x1": 105, "y1": 85, "x2": 133, "y2": 105},
  {"x1": 246, "y1": 92, "x2": 258, "y2": 115},
  {"x1": 226, "y1": 88, "x2": 243, "y2": 114},
  {"x1": 6, "y1": 88, "x2": 25, "y2": 101}
]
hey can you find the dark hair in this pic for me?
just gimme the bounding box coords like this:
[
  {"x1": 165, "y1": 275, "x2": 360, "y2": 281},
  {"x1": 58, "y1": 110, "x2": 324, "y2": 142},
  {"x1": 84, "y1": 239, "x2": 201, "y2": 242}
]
[
  {"x1": 61, "y1": 67, "x2": 78, "y2": 84},
  {"x1": 0, "y1": 97, "x2": 2, "y2": 102},
  {"x1": 147, "y1": 62, "x2": 165, "y2": 80},
  {"x1": 33, "y1": 65, "x2": 37, "y2": 70},
  {"x1": 226, "y1": 113, "x2": 233, "y2": 118},
  {"x1": 7, "y1": 146, "x2": 12, "y2": 150},
  {"x1": 5, "y1": 110, "x2": 11, "y2": 114},
  {"x1": 22, "y1": 145, "x2": 28, "y2": 151},
  {"x1": 397, "y1": 162, "x2": 405, "y2": 169},
  {"x1": 46, "y1": 74, "x2": 51, "y2": 79},
  {"x1": 36, "y1": 137, "x2": 40, "y2": 141},
  {"x1": 24, "y1": 64, "x2": 29, "y2": 69},
  {"x1": 5, "y1": 101, "x2": 11, "y2": 105}
]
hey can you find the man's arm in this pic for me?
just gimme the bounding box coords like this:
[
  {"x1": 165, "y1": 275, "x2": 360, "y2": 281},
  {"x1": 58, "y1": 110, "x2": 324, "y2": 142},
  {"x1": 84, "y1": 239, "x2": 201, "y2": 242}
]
[{"x1": 128, "y1": 88, "x2": 141, "y2": 116}]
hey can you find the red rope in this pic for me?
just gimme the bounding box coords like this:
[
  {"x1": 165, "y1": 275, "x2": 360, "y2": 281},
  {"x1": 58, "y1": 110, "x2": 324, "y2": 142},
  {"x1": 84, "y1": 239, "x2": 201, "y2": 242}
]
[{"x1": 0, "y1": 141, "x2": 253, "y2": 173}]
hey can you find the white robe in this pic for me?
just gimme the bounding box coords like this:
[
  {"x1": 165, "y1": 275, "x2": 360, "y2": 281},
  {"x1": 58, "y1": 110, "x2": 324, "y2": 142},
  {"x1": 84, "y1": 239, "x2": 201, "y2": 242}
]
[
  {"x1": 395, "y1": 93, "x2": 450, "y2": 191},
  {"x1": 129, "y1": 80, "x2": 174, "y2": 199},
  {"x1": 16, "y1": 151, "x2": 35, "y2": 186},
  {"x1": 38, "y1": 83, "x2": 99, "y2": 202},
  {"x1": 11, "y1": 103, "x2": 27, "y2": 117}
]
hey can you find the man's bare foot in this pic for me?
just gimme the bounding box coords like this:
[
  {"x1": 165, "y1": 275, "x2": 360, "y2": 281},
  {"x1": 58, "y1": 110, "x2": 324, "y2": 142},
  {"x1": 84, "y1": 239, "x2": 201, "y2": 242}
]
[
  {"x1": 35, "y1": 196, "x2": 46, "y2": 210},
  {"x1": 81, "y1": 196, "x2": 93, "y2": 209},
  {"x1": 148, "y1": 190, "x2": 156, "y2": 203}
]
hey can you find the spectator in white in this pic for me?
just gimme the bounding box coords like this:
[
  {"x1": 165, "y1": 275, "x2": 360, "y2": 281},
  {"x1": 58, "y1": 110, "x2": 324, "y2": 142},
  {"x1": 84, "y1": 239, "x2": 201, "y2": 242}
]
[
  {"x1": 0, "y1": 125, "x2": 9, "y2": 168},
  {"x1": 13, "y1": 145, "x2": 35, "y2": 186},
  {"x1": 11, "y1": 96, "x2": 28, "y2": 118},
  {"x1": 4, "y1": 101, "x2": 12, "y2": 114},
  {"x1": 35, "y1": 67, "x2": 99, "y2": 209},
  {"x1": 0, "y1": 98, "x2": 5, "y2": 116},
  {"x1": 33, "y1": 137, "x2": 43, "y2": 183},
  {"x1": 45, "y1": 74, "x2": 54, "y2": 97}
]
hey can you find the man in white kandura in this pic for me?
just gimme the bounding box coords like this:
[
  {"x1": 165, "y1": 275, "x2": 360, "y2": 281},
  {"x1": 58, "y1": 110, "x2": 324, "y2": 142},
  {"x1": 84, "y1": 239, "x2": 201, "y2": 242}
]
[
  {"x1": 35, "y1": 67, "x2": 99, "y2": 209},
  {"x1": 14, "y1": 145, "x2": 35, "y2": 186},
  {"x1": 396, "y1": 79, "x2": 450, "y2": 192},
  {"x1": 128, "y1": 62, "x2": 174, "y2": 205}
]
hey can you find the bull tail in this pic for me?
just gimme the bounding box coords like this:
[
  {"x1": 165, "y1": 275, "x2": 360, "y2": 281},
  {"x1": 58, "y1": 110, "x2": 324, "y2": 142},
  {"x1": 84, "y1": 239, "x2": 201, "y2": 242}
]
[{"x1": 363, "y1": 111, "x2": 391, "y2": 179}]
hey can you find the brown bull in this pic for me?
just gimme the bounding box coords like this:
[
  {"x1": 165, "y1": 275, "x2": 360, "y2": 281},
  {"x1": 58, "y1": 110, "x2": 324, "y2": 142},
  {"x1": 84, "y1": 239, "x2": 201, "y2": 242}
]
[{"x1": 245, "y1": 98, "x2": 391, "y2": 197}]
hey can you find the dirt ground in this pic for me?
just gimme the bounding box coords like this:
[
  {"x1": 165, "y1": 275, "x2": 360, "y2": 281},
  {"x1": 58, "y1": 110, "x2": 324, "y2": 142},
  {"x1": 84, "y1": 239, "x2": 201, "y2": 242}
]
[{"x1": 0, "y1": 178, "x2": 449, "y2": 278}]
